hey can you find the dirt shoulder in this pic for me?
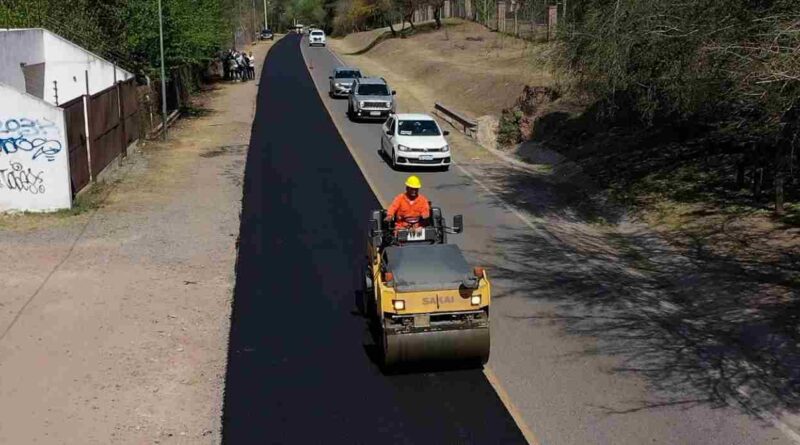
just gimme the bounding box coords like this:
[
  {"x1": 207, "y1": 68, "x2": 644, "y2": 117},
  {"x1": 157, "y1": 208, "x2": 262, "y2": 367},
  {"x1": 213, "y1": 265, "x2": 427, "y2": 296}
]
[{"x1": 0, "y1": 38, "x2": 276, "y2": 445}]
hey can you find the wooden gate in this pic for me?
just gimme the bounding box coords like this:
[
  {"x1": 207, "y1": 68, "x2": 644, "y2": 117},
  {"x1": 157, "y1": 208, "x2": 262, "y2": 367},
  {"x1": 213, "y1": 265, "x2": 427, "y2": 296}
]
[
  {"x1": 119, "y1": 78, "x2": 140, "y2": 146},
  {"x1": 61, "y1": 96, "x2": 90, "y2": 196},
  {"x1": 88, "y1": 84, "x2": 123, "y2": 177}
]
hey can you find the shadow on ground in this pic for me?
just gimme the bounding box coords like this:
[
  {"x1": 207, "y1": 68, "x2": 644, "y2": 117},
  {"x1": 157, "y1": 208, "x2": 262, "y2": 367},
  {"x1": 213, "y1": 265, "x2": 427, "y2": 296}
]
[{"x1": 466, "y1": 161, "x2": 800, "y2": 418}]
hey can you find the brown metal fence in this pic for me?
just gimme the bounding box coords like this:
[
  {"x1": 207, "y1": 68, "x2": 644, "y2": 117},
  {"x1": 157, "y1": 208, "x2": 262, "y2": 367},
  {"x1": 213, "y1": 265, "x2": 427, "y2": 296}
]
[
  {"x1": 119, "y1": 79, "x2": 140, "y2": 147},
  {"x1": 61, "y1": 96, "x2": 90, "y2": 196},
  {"x1": 88, "y1": 84, "x2": 123, "y2": 177},
  {"x1": 60, "y1": 78, "x2": 140, "y2": 196}
]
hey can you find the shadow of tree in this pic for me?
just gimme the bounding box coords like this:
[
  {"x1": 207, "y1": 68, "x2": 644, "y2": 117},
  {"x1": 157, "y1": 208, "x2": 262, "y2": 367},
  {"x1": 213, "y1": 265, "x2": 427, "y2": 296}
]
[{"x1": 463, "y1": 162, "x2": 800, "y2": 418}]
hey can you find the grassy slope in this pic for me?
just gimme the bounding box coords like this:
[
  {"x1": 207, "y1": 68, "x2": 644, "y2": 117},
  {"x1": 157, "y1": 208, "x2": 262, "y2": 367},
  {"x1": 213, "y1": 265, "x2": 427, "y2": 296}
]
[{"x1": 331, "y1": 20, "x2": 799, "y2": 288}]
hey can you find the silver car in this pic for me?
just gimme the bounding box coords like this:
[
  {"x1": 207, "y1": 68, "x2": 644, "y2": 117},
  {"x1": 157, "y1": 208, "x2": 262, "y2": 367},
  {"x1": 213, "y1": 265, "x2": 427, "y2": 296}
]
[
  {"x1": 328, "y1": 67, "x2": 362, "y2": 98},
  {"x1": 347, "y1": 77, "x2": 396, "y2": 121}
]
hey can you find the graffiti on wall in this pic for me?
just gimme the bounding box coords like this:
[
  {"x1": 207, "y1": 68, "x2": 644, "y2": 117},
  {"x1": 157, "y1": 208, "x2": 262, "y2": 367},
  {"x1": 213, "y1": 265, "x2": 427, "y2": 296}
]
[
  {"x1": 0, "y1": 110, "x2": 70, "y2": 211},
  {"x1": 0, "y1": 162, "x2": 46, "y2": 195},
  {"x1": 0, "y1": 118, "x2": 63, "y2": 162}
]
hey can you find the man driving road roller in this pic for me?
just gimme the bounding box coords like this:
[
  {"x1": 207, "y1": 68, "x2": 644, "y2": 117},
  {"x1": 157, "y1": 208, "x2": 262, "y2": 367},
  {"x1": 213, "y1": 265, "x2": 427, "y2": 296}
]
[{"x1": 384, "y1": 176, "x2": 430, "y2": 231}]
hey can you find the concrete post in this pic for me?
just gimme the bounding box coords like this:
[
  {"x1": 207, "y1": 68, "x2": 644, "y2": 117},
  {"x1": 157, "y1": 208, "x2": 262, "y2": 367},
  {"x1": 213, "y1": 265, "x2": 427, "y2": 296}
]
[
  {"x1": 548, "y1": 5, "x2": 558, "y2": 40},
  {"x1": 444, "y1": 0, "x2": 451, "y2": 18},
  {"x1": 465, "y1": 0, "x2": 472, "y2": 20},
  {"x1": 497, "y1": 0, "x2": 506, "y2": 33}
]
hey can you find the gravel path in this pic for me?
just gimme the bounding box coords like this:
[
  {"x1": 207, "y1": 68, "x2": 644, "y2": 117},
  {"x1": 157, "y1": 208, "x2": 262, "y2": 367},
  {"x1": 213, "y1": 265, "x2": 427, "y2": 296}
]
[{"x1": 0, "y1": 39, "x2": 274, "y2": 445}]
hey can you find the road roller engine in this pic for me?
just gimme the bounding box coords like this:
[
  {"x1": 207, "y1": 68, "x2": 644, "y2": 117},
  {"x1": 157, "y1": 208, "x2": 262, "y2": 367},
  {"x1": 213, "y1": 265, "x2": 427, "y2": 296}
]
[{"x1": 362, "y1": 205, "x2": 491, "y2": 369}]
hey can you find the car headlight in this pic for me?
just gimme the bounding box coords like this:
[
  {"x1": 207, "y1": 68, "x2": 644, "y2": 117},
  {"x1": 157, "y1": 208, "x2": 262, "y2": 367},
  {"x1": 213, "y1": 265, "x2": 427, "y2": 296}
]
[
  {"x1": 470, "y1": 295, "x2": 481, "y2": 306},
  {"x1": 359, "y1": 101, "x2": 366, "y2": 108},
  {"x1": 441, "y1": 145, "x2": 450, "y2": 152},
  {"x1": 393, "y1": 300, "x2": 405, "y2": 311},
  {"x1": 397, "y1": 145, "x2": 410, "y2": 152}
]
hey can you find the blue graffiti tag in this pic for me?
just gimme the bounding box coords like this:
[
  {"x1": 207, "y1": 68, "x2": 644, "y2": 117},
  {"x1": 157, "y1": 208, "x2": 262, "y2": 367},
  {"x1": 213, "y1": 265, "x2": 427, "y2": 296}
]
[
  {"x1": 0, "y1": 136, "x2": 63, "y2": 161},
  {"x1": 0, "y1": 118, "x2": 63, "y2": 162}
]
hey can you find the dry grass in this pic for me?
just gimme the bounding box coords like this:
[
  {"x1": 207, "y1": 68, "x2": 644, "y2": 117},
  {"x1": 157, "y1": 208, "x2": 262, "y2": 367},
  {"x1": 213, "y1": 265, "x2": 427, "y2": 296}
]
[{"x1": 331, "y1": 20, "x2": 554, "y2": 118}]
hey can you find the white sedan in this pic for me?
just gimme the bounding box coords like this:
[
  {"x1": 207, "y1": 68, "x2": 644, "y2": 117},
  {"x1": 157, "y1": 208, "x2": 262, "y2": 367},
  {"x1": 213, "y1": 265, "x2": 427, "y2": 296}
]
[
  {"x1": 381, "y1": 113, "x2": 451, "y2": 170},
  {"x1": 309, "y1": 30, "x2": 326, "y2": 46}
]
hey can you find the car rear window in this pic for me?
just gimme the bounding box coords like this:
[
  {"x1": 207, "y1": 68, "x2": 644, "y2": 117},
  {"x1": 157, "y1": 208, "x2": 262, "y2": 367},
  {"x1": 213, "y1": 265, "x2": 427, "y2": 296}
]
[
  {"x1": 311, "y1": 31, "x2": 324, "y2": 36},
  {"x1": 335, "y1": 70, "x2": 361, "y2": 79}
]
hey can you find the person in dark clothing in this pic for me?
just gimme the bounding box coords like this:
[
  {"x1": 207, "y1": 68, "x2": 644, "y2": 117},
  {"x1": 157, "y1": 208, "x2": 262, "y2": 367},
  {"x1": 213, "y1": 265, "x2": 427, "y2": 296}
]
[{"x1": 247, "y1": 52, "x2": 256, "y2": 80}]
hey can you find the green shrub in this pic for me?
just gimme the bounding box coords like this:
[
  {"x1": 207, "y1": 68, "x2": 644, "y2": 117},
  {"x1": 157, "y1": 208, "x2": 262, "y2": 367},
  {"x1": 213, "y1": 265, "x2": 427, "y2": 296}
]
[{"x1": 497, "y1": 108, "x2": 523, "y2": 147}]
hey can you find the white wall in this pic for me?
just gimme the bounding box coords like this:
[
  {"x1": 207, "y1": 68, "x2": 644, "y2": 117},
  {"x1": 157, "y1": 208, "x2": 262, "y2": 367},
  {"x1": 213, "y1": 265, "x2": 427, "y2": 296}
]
[
  {"x1": 0, "y1": 83, "x2": 71, "y2": 212},
  {"x1": 0, "y1": 29, "x2": 45, "y2": 94},
  {"x1": 0, "y1": 29, "x2": 133, "y2": 105},
  {"x1": 42, "y1": 30, "x2": 132, "y2": 104}
]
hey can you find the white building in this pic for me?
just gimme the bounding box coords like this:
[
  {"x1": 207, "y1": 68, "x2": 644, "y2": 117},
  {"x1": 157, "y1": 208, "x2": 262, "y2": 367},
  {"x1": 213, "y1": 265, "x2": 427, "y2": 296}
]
[
  {"x1": 0, "y1": 28, "x2": 134, "y2": 212},
  {"x1": 0, "y1": 28, "x2": 132, "y2": 106}
]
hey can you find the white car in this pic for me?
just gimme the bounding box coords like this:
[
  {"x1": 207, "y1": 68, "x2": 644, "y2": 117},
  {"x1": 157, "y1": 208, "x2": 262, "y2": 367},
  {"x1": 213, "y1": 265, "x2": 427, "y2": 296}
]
[
  {"x1": 381, "y1": 113, "x2": 451, "y2": 170},
  {"x1": 309, "y1": 30, "x2": 326, "y2": 47}
]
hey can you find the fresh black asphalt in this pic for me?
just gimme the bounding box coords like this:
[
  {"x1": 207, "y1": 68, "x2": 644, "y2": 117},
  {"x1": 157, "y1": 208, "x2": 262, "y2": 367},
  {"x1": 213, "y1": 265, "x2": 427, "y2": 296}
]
[{"x1": 220, "y1": 34, "x2": 526, "y2": 443}]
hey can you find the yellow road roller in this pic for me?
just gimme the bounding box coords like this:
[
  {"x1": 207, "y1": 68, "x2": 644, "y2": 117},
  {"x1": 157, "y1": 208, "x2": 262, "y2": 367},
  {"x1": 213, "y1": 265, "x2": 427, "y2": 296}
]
[{"x1": 361, "y1": 206, "x2": 491, "y2": 369}]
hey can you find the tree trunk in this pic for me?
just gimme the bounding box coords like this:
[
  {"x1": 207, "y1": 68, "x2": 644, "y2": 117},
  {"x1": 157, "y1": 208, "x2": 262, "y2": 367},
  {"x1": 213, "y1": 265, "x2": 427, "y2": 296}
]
[
  {"x1": 388, "y1": 20, "x2": 397, "y2": 37},
  {"x1": 775, "y1": 174, "x2": 785, "y2": 215},
  {"x1": 736, "y1": 159, "x2": 745, "y2": 188},
  {"x1": 753, "y1": 167, "x2": 763, "y2": 199},
  {"x1": 434, "y1": 6, "x2": 442, "y2": 28}
]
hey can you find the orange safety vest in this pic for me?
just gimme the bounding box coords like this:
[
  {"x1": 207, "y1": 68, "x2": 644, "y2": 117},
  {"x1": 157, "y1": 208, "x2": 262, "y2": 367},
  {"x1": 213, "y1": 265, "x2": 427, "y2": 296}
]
[{"x1": 387, "y1": 193, "x2": 430, "y2": 228}]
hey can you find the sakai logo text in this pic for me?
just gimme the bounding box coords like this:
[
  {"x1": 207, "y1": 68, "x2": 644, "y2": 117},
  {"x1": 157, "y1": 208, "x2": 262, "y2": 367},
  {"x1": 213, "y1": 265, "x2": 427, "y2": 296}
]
[{"x1": 422, "y1": 296, "x2": 454, "y2": 305}]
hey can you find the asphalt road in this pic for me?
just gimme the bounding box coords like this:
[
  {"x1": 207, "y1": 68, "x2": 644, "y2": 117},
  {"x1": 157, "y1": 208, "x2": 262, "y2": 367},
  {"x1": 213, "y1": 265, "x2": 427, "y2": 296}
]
[
  {"x1": 296, "y1": 34, "x2": 798, "y2": 445},
  {"x1": 221, "y1": 34, "x2": 525, "y2": 444}
]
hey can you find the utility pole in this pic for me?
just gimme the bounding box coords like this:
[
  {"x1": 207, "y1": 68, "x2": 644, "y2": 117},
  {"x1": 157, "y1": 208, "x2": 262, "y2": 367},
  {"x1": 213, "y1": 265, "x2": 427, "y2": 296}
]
[
  {"x1": 252, "y1": 0, "x2": 257, "y2": 38},
  {"x1": 264, "y1": 0, "x2": 268, "y2": 30},
  {"x1": 158, "y1": 0, "x2": 168, "y2": 141}
]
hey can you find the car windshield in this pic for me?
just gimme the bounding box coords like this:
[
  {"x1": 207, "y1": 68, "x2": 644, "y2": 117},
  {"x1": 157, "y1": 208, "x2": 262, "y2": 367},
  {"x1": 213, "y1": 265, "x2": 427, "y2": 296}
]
[
  {"x1": 357, "y1": 84, "x2": 388, "y2": 95},
  {"x1": 311, "y1": 31, "x2": 324, "y2": 36},
  {"x1": 335, "y1": 70, "x2": 361, "y2": 79},
  {"x1": 398, "y1": 120, "x2": 441, "y2": 136}
]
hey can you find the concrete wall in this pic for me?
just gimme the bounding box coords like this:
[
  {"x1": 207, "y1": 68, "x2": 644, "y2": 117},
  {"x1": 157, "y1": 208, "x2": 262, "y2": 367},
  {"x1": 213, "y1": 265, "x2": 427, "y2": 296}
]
[
  {"x1": 0, "y1": 29, "x2": 45, "y2": 95},
  {"x1": 0, "y1": 29, "x2": 132, "y2": 106},
  {"x1": 0, "y1": 83, "x2": 71, "y2": 212},
  {"x1": 42, "y1": 30, "x2": 132, "y2": 104}
]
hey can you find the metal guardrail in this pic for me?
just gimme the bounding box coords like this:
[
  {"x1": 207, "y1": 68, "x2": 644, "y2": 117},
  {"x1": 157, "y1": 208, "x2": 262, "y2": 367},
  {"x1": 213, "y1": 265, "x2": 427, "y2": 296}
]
[{"x1": 434, "y1": 102, "x2": 478, "y2": 138}]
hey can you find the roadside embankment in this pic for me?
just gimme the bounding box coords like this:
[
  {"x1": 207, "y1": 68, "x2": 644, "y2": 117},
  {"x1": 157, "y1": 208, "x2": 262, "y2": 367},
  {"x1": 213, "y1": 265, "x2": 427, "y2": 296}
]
[{"x1": 330, "y1": 21, "x2": 799, "y2": 286}]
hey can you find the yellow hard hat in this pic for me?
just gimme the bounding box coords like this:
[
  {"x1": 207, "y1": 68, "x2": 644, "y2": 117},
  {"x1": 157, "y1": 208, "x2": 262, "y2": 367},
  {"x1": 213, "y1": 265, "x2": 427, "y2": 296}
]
[{"x1": 405, "y1": 175, "x2": 422, "y2": 189}]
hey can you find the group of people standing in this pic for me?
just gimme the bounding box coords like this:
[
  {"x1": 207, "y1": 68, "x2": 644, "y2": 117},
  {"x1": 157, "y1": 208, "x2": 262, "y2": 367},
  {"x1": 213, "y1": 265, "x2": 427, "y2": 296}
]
[{"x1": 222, "y1": 50, "x2": 256, "y2": 81}]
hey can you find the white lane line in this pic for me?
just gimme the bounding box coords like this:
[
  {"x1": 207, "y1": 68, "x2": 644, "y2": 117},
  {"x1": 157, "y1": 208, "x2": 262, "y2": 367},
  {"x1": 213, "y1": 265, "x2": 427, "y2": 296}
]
[
  {"x1": 484, "y1": 366, "x2": 543, "y2": 445},
  {"x1": 303, "y1": 42, "x2": 541, "y2": 445},
  {"x1": 328, "y1": 46, "x2": 346, "y2": 65},
  {"x1": 735, "y1": 388, "x2": 800, "y2": 444}
]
